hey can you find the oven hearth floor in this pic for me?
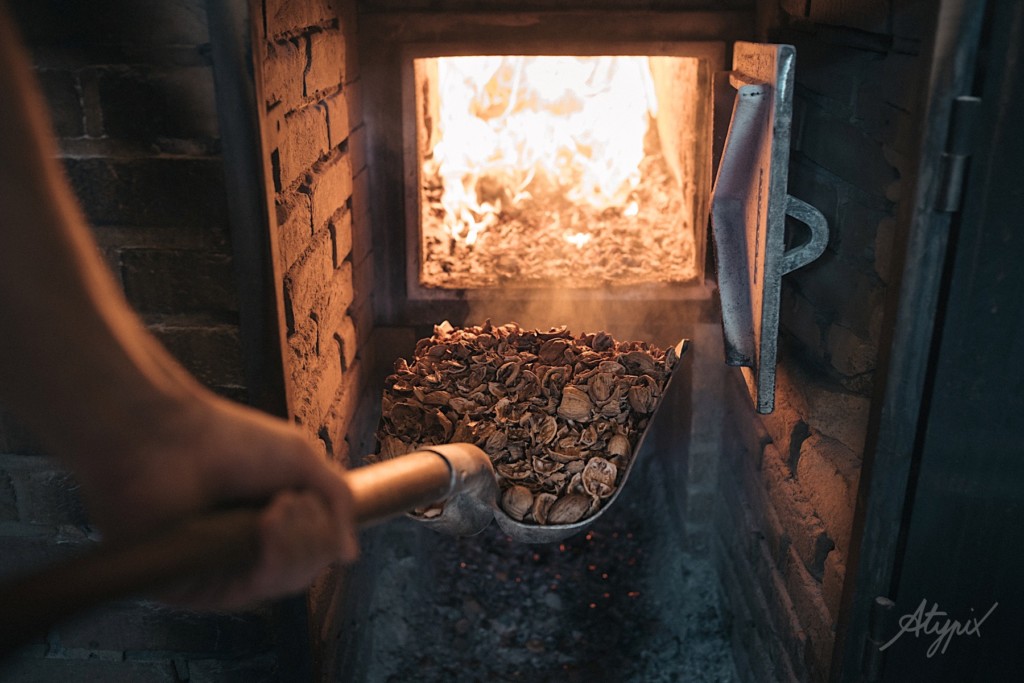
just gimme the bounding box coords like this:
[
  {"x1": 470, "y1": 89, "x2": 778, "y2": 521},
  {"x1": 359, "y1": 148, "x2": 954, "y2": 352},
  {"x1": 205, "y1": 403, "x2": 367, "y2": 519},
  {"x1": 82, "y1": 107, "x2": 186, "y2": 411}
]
[{"x1": 337, "y1": 451, "x2": 738, "y2": 682}]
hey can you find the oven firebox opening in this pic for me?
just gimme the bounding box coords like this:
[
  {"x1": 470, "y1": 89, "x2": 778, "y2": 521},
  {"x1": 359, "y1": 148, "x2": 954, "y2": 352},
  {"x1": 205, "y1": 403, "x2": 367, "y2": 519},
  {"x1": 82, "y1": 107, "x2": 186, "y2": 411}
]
[{"x1": 412, "y1": 54, "x2": 707, "y2": 291}]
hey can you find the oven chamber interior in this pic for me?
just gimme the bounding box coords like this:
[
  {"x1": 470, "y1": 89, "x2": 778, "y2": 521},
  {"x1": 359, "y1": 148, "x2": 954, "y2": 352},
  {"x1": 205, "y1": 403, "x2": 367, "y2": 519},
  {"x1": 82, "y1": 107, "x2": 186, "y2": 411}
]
[
  {"x1": 400, "y1": 43, "x2": 724, "y2": 302},
  {"x1": 364, "y1": 30, "x2": 746, "y2": 334}
]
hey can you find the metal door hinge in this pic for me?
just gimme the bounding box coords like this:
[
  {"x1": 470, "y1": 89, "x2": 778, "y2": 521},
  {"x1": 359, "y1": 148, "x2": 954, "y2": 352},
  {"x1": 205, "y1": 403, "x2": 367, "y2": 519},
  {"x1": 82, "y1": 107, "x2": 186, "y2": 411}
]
[
  {"x1": 862, "y1": 596, "x2": 896, "y2": 682},
  {"x1": 937, "y1": 95, "x2": 982, "y2": 212}
]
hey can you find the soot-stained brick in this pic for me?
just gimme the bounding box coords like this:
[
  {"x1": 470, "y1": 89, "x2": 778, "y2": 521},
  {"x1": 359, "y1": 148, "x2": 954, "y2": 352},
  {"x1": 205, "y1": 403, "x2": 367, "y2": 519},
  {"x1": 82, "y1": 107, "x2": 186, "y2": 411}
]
[
  {"x1": 94, "y1": 66, "x2": 218, "y2": 144},
  {"x1": 36, "y1": 69, "x2": 84, "y2": 138},
  {"x1": 63, "y1": 157, "x2": 228, "y2": 228},
  {"x1": 121, "y1": 249, "x2": 238, "y2": 315}
]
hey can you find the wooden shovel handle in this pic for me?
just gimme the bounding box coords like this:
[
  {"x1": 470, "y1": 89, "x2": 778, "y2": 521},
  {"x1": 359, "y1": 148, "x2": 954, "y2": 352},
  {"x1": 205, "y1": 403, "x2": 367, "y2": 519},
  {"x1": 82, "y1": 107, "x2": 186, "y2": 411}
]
[
  {"x1": 0, "y1": 508, "x2": 263, "y2": 657},
  {"x1": 0, "y1": 449, "x2": 460, "y2": 657}
]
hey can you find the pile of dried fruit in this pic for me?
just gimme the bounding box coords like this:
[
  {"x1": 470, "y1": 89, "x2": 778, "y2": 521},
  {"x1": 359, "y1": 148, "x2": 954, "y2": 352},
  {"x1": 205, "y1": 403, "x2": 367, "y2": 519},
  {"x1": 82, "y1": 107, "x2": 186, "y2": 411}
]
[{"x1": 375, "y1": 321, "x2": 679, "y2": 525}]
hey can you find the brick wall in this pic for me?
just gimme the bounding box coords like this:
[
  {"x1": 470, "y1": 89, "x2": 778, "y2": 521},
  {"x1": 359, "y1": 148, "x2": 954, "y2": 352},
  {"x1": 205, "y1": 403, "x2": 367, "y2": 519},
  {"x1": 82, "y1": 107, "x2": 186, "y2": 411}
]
[
  {"x1": 261, "y1": 0, "x2": 369, "y2": 462},
  {"x1": 714, "y1": 1, "x2": 933, "y2": 681},
  {"x1": 257, "y1": 0, "x2": 375, "y2": 675},
  {"x1": 11, "y1": 0, "x2": 247, "y2": 401},
  {"x1": 0, "y1": 1, "x2": 289, "y2": 679}
]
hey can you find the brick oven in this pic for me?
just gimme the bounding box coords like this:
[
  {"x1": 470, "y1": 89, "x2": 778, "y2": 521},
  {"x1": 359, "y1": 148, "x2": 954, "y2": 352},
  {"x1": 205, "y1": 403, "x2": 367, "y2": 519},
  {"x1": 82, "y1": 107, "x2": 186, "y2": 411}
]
[{"x1": 2, "y1": 1, "x2": 1023, "y2": 682}]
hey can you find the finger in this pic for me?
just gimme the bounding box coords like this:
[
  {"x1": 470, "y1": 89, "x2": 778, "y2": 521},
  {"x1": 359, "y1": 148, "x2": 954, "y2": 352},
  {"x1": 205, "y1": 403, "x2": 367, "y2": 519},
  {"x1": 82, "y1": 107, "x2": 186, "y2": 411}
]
[
  {"x1": 317, "y1": 463, "x2": 359, "y2": 564},
  {"x1": 201, "y1": 404, "x2": 349, "y2": 514},
  {"x1": 216, "y1": 414, "x2": 358, "y2": 565},
  {"x1": 200, "y1": 406, "x2": 329, "y2": 497},
  {"x1": 165, "y1": 491, "x2": 344, "y2": 610},
  {"x1": 234, "y1": 449, "x2": 359, "y2": 567},
  {"x1": 254, "y1": 491, "x2": 338, "y2": 599}
]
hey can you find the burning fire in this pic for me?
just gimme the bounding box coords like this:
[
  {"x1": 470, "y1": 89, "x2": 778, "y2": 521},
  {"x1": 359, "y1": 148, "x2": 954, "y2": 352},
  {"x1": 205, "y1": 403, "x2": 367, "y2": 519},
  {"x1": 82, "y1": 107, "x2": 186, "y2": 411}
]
[
  {"x1": 426, "y1": 56, "x2": 658, "y2": 246},
  {"x1": 564, "y1": 231, "x2": 593, "y2": 249}
]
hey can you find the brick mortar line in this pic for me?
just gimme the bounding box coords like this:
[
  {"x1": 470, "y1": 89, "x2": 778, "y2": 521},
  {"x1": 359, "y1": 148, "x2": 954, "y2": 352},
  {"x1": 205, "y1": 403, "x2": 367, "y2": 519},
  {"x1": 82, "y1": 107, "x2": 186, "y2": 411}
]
[{"x1": 268, "y1": 18, "x2": 340, "y2": 44}]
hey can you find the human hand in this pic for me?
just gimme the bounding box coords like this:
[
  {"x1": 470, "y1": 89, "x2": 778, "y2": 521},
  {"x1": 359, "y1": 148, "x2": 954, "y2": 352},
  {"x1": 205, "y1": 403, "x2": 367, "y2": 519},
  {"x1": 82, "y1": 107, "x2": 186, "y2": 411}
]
[
  {"x1": 0, "y1": 9, "x2": 357, "y2": 612},
  {"x1": 70, "y1": 390, "x2": 359, "y2": 609}
]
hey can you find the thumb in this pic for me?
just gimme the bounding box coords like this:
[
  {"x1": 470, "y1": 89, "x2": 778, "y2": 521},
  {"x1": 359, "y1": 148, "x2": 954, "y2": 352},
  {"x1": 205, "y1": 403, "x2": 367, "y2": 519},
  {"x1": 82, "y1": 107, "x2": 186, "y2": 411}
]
[
  {"x1": 246, "y1": 490, "x2": 343, "y2": 605},
  {"x1": 180, "y1": 491, "x2": 344, "y2": 610}
]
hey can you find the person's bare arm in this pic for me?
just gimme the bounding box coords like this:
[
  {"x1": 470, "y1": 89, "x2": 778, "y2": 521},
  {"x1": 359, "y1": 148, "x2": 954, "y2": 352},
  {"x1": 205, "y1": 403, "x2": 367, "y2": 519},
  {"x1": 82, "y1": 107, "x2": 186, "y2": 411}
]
[{"x1": 0, "y1": 6, "x2": 356, "y2": 607}]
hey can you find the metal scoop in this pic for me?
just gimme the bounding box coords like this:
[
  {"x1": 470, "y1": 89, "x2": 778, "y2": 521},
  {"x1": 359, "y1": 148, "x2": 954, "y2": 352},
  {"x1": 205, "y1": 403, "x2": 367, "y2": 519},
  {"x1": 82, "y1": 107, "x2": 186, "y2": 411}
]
[{"x1": 401, "y1": 338, "x2": 691, "y2": 543}]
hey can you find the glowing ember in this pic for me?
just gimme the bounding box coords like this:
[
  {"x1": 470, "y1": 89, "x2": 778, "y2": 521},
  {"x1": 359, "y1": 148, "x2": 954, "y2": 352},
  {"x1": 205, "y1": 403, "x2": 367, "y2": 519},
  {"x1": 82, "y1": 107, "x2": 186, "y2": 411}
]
[
  {"x1": 564, "y1": 232, "x2": 592, "y2": 248},
  {"x1": 415, "y1": 54, "x2": 704, "y2": 288}
]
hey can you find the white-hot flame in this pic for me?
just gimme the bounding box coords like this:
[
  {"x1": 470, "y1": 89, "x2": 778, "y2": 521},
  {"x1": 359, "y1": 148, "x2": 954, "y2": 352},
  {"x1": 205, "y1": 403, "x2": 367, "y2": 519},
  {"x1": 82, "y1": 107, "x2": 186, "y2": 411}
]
[
  {"x1": 427, "y1": 56, "x2": 657, "y2": 246},
  {"x1": 564, "y1": 232, "x2": 593, "y2": 248}
]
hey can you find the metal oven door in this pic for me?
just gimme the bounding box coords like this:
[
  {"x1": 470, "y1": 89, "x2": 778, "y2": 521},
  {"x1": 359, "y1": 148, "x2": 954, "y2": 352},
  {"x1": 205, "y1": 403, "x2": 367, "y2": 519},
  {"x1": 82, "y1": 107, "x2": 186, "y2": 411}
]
[{"x1": 711, "y1": 41, "x2": 829, "y2": 413}]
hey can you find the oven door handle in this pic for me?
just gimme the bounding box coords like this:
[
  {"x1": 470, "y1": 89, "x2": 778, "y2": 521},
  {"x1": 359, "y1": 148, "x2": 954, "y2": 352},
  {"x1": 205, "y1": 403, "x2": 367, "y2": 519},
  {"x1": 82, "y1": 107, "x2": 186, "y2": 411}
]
[{"x1": 781, "y1": 194, "x2": 829, "y2": 274}]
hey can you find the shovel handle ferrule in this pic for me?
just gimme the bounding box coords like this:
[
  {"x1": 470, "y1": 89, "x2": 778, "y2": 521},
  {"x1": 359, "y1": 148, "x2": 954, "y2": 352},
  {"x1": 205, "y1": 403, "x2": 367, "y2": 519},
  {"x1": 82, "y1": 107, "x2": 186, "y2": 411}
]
[
  {"x1": 348, "y1": 449, "x2": 454, "y2": 525},
  {"x1": 348, "y1": 443, "x2": 496, "y2": 527}
]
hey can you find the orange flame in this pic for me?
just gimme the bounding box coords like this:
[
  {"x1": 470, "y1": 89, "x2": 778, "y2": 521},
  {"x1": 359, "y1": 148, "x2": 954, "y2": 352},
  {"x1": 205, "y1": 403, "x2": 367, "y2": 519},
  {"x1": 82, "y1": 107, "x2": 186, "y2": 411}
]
[{"x1": 427, "y1": 56, "x2": 657, "y2": 246}]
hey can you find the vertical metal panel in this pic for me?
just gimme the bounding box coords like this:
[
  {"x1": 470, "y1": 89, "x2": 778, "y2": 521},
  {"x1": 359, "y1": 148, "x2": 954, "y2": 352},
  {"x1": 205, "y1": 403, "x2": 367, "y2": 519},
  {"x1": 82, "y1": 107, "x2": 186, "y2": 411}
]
[
  {"x1": 876, "y1": 1, "x2": 1024, "y2": 679},
  {"x1": 833, "y1": 1, "x2": 984, "y2": 680},
  {"x1": 204, "y1": 1, "x2": 309, "y2": 675},
  {"x1": 205, "y1": 0, "x2": 291, "y2": 418}
]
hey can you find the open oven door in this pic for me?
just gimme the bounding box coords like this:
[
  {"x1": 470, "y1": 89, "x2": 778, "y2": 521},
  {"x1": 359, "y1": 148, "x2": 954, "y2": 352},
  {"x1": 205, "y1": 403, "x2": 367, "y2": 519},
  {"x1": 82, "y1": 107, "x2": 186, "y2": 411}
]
[{"x1": 710, "y1": 41, "x2": 829, "y2": 413}]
